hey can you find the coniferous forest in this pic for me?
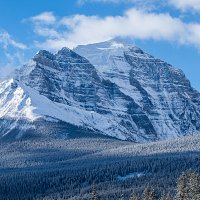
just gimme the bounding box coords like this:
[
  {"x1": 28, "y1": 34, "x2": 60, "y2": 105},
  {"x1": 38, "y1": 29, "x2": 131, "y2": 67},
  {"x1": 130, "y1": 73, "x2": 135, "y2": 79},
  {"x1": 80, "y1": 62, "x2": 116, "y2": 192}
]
[{"x1": 0, "y1": 135, "x2": 200, "y2": 199}]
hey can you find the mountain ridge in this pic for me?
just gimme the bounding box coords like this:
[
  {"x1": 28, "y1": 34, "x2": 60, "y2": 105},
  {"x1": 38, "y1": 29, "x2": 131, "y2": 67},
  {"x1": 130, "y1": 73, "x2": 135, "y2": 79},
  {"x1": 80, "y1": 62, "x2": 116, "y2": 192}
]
[
  {"x1": 0, "y1": 39, "x2": 199, "y2": 142},
  {"x1": 75, "y1": 39, "x2": 200, "y2": 139}
]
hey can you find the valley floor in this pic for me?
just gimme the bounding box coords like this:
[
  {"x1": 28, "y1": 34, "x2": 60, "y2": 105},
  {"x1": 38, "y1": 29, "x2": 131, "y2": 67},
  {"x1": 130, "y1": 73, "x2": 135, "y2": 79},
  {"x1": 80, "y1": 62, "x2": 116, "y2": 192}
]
[{"x1": 0, "y1": 135, "x2": 200, "y2": 199}]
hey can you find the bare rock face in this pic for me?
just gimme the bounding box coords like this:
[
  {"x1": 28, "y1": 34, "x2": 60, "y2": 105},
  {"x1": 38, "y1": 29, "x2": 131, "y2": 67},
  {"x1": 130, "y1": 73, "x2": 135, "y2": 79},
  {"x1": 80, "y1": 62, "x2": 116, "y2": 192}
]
[
  {"x1": 0, "y1": 39, "x2": 199, "y2": 142},
  {"x1": 75, "y1": 39, "x2": 200, "y2": 140}
]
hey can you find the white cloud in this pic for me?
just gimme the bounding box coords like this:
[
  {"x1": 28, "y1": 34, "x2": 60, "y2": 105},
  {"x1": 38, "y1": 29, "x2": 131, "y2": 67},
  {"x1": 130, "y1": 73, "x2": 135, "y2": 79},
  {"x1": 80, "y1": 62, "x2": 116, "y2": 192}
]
[
  {"x1": 30, "y1": 8, "x2": 200, "y2": 50},
  {"x1": 28, "y1": 12, "x2": 61, "y2": 44},
  {"x1": 0, "y1": 66, "x2": 16, "y2": 80},
  {"x1": 30, "y1": 12, "x2": 56, "y2": 24},
  {"x1": 34, "y1": 38, "x2": 72, "y2": 50},
  {"x1": 33, "y1": 27, "x2": 60, "y2": 38},
  {"x1": 186, "y1": 23, "x2": 200, "y2": 44},
  {"x1": 168, "y1": 0, "x2": 200, "y2": 12},
  {"x1": 0, "y1": 31, "x2": 27, "y2": 49},
  {"x1": 0, "y1": 50, "x2": 27, "y2": 80},
  {"x1": 59, "y1": 10, "x2": 184, "y2": 45},
  {"x1": 0, "y1": 30, "x2": 27, "y2": 79}
]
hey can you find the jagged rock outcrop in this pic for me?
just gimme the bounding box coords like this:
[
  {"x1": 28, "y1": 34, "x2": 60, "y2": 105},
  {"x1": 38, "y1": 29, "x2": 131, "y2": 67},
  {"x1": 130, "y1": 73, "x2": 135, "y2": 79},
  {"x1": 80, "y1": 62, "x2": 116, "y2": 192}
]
[{"x1": 75, "y1": 39, "x2": 200, "y2": 140}]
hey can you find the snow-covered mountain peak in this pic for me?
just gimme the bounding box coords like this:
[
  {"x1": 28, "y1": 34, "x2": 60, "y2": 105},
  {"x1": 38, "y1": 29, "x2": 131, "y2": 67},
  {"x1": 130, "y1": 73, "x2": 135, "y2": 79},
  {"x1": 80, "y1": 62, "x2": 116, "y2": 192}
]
[
  {"x1": 98, "y1": 39, "x2": 129, "y2": 50},
  {"x1": 0, "y1": 41, "x2": 200, "y2": 142},
  {"x1": 104, "y1": 37, "x2": 134, "y2": 48},
  {"x1": 75, "y1": 38, "x2": 131, "y2": 54},
  {"x1": 17, "y1": 59, "x2": 36, "y2": 77},
  {"x1": 74, "y1": 39, "x2": 153, "y2": 69},
  {"x1": 56, "y1": 47, "x2": 74, "y2": 56},
  {"x1": 34, "y1": 50, "x2": 55, "y2": 60},
  {"x1": 56, "y1": 47, "x2": 89, "y2": 64},
  {"x1": 75, "y1": 38, "x2": 149, "y2": 55},
  {"x1": 75, "y1": 40, "x2": 200, "y2": 140}
]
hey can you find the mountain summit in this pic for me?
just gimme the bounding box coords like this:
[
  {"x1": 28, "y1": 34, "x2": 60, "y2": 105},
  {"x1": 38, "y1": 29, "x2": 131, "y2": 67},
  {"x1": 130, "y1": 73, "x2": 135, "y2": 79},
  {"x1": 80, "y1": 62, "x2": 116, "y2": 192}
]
[{"x1": 0, "y1": 39, "x2": 199, "y2": 142}]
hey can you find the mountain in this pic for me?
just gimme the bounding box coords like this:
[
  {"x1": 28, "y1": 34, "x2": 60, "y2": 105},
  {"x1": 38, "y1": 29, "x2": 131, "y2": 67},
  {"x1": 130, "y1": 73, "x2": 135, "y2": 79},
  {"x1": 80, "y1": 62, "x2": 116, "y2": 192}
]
[
  {"x1": 75, "y1": 39, "x2": 200, "y2": 139},
  {"x1": 0, "y1": 39, "x2": 199, "y2": 142}
]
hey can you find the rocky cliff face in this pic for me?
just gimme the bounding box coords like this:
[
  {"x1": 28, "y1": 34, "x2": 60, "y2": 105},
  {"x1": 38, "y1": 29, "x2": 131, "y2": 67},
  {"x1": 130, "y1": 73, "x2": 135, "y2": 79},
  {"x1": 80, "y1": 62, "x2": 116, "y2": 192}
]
[
  {"x1": 75, "y1": 39, "x2": 200, "y2": 140},
  {"x1": 0, "y1": 39, "x2": 199, "y2": 142}
]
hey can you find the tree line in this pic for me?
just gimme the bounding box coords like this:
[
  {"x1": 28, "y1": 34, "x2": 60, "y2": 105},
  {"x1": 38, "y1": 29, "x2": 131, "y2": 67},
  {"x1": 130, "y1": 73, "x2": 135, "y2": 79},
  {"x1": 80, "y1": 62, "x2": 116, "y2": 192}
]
[{"x1": 91, "y1": 171, "x2": 200, "y2": 200}]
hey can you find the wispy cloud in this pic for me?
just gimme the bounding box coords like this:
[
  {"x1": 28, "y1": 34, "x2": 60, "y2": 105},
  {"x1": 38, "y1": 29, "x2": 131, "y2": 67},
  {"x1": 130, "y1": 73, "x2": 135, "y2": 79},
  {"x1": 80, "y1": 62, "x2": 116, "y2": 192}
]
[
  {"x1": 168, "y1": 0, "x2": 200, "y2": 12},
  {"x1": 30, "y1": 12, "x2": 56, "y2": 24},
  {"x1": 0, "y1": 50, "x2": 27, "y2": 80},
  {"x1": 0, "y1": 30, "x2": 27, "y2": 79},
  {"x1": 78, "y1": 0, "x2": 200, "y2": 13},
  {"x1": 0, "y1": 51, "x2": 26, "y2": 80},
  {"x1": 29, "y1": 9, "x2": 200, "y2": 50},
  {"x1": 33, "y1": 27, "x2": 60, "y2": 38},
  {"x1": 0, "y1": 30, "x2": 27, "y2": 50},
  {"x1": 0, "y1": 66, "x2": 16, "y2": 80},
  {"x1": 77, "y1": 0, "x2": 161, "y2": 10}
]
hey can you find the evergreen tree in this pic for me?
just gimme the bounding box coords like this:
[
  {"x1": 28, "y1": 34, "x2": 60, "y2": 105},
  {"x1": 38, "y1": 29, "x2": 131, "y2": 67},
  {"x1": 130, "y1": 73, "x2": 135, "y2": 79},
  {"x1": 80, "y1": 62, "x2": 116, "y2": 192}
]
[
  {"x1": 176, "y1": 172, "x2": 187, "y2": 200},
  {"x1": 176, "y1": 170, "x2": 200, "y2": 200},
  {"x1": 143, "y1": 187, "x2": 155, "y2": 200},
  {"x1": 149, "y1": 189, "x2": 155, "y2": 200},
  {"x1": 187, "y1": 171, "x2": 200, "y2": 200},
  {"x1": 160, "y1": 192, "x2": 172, "y2": 200},
  {"x1": 130, "y1": 191, "x2": 138, "y2": 200},
  {"x1": 91, "y1": 182, "x2": 99, "y2": 200},
  {"x1": 119, "y1": 193, "x2": 125, "y2": 200},
  {"x1": 143, "y1": 187, "x2": 150, "y2": 200}
]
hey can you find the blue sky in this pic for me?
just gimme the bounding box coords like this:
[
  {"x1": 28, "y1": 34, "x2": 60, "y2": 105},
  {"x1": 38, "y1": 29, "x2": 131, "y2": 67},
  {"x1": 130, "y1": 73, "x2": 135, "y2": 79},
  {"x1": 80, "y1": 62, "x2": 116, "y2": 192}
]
[{"x1": 0, "y1": 0, "x2": 200, "y2": 91}]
